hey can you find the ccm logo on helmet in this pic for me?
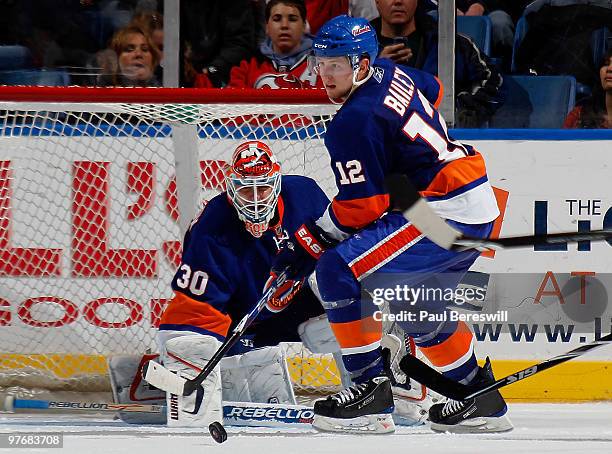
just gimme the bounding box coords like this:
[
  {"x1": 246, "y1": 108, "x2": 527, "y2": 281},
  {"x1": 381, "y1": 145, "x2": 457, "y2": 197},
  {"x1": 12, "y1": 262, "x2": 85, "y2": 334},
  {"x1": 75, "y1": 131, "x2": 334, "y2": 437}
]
[
  {"x1": 295, "y1": 225, "x2": 324, "y2": 259},
  {"x1": 352, "y1": 24, "x2": 371, "y2": 36}
]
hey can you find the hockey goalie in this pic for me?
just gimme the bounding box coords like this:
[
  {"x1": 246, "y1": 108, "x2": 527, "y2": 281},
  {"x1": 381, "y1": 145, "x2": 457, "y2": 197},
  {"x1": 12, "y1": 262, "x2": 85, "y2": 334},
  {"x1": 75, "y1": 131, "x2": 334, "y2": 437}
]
[{"x1": 109, "y1": 140, "x2": 432, "y2": 427}]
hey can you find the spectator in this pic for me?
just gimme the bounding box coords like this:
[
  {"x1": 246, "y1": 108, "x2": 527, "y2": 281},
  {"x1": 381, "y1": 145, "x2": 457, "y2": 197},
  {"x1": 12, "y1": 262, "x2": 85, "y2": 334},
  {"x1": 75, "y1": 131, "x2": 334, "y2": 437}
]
[
  {"x1": 129, "y1": 11, "x2": 163, "y2": 81},
  {"x1": 371, "y1": 0, "x2": 503, "y2": 127},
  {"x1": 227, "y1": 0, "x2": 322, "y2": 89},
  {"x1": 181, "y1": 0, "x2": 255, "y2": 88},
  {"x1": 564, "y1": 48, "x2": 612, "y2": 129},
  {"x1": 97, "y1": 24, "x2": 161, "y2": 87}
]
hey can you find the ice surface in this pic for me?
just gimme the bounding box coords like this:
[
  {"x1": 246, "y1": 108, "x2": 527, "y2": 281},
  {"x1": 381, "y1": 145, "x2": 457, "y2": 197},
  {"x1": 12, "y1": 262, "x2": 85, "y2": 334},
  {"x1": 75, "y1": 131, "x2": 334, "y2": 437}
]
[{"x1": 0, "y1": 403, "x2": 611, "y2": 454}]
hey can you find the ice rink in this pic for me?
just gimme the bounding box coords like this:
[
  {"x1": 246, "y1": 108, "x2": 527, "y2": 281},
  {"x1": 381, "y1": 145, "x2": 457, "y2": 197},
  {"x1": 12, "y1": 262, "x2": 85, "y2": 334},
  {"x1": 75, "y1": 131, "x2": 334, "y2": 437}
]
[{"x1": 0, "y1": 402, "x2": 611, "y2": 453}]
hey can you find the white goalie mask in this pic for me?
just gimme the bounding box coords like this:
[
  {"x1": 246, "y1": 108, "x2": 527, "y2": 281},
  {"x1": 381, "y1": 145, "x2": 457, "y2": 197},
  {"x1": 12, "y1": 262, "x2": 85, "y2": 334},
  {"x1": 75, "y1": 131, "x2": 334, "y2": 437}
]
[{"x1": 225, "y1": 141, "x2": 282, "y2": 238}]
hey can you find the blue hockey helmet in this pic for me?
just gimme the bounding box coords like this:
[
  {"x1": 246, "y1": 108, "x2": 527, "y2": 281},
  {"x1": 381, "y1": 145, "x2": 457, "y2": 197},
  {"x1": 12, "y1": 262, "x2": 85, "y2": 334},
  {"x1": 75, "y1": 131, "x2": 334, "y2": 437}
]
[{"x1": 312, "y1": 15, "x2": 378, "y2": 68}]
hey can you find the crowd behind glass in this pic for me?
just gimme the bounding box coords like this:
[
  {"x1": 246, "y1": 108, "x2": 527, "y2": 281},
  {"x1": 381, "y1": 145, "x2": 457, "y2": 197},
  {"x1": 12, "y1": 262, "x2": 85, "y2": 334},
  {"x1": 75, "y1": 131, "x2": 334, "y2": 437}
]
[{"x1": 0, "y1": 0, "x2": 609, "y2": 129}]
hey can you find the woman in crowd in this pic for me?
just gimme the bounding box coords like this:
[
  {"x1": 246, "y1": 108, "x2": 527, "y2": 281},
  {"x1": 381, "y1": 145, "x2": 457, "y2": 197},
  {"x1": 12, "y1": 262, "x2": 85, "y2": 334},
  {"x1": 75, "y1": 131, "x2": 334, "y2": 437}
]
[
  {"x1": 97, "y1": 24, "x2": 161, "y2": 87},
  {"x1": 564, "y1": 47, "x2": 612, "y2": 129}
]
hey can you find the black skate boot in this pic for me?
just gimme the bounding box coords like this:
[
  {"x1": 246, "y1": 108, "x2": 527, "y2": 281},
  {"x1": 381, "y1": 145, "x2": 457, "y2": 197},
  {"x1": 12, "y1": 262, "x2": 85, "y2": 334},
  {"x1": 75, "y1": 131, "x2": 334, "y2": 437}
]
[
  {"x1": 313, "y1": 375, "x2": 395, "y2": 433},
  {"x1": 428, "y1": 357, "x2": 513, "y2": 433}
]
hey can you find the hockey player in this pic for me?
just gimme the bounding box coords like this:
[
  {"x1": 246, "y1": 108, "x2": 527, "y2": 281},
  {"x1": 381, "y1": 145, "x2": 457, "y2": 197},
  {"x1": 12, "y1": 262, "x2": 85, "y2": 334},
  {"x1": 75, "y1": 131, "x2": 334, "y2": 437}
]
[
  {"x1": 227, "y1": 0, "x2": 322, "y2": 89},
  {"x1": 297, "y1": 15, "x2": 513, "y2": 433},
  {"x1": 112, "y1": 140, "x2": 336, "y2": 427}
]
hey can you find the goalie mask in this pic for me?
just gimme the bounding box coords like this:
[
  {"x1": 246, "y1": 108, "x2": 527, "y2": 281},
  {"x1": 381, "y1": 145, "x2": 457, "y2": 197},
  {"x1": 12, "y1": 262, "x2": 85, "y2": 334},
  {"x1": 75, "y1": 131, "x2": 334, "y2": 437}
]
[{"x1": 226, "y1": 141, "x2": 282, "y2": 238}]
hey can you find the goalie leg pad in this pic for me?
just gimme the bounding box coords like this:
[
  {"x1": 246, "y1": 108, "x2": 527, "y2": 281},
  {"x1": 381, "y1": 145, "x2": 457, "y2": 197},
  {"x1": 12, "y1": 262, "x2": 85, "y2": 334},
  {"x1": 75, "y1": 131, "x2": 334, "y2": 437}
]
[
  {"x1": 163, "y1": 334, "x2": 223, "y2": 427},
  {"x1": 222, "y1": 346, "x2": 296, "y2": 404},
  {"x1": 220, "y1": 354, "x2": 252, "y2": 403},
  {"x1": 108, "y1": 354, "x2": 166, "y2": 425},
  {"x1": 298, "y1": 314, "x2": 339, "y2": 354}
]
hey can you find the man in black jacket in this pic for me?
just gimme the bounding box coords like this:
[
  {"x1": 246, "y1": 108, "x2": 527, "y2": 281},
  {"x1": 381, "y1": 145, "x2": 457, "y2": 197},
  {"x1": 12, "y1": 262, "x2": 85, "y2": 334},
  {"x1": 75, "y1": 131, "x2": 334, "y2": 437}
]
[{"x1": 371, "y1": 0, "x2": 503, "y2": 127}]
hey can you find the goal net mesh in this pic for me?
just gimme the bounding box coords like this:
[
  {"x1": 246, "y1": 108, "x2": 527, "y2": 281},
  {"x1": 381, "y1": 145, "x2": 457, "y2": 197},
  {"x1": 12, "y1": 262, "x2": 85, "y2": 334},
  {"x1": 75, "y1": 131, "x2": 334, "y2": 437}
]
[{"x1": 0, "y1": 88, "x2": 347, "y2": 400}]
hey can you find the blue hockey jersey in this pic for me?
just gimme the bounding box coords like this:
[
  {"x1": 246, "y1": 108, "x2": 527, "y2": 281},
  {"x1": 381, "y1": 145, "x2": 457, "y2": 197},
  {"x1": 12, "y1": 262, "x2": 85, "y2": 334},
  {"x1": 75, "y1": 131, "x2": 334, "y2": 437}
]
[
  {"x1": 159, "y1": 175, "x2": 330, "y2": 340},
  {"x1": 316, "y1": 58, "x2": 499, "y2": 240}
]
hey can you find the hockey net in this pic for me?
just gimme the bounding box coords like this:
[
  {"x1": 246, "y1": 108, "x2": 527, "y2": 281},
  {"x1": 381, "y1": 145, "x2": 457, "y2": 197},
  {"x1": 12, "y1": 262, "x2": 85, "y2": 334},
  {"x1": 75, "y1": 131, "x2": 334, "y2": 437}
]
[{"x1": 0, "y1": 87, "x2": 345, "y2": 401}]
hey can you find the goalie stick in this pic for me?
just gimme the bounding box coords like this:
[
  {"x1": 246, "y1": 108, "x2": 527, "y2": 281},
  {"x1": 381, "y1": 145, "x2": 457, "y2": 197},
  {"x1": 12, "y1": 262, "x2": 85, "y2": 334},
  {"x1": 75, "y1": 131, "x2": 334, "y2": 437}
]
[
  {"x1": 385, "y1": 173, "x2": 612, "y2": 251},
  {"x1": 399, "y1": 332, "x2": 612, "y2": 401},
  {"x1": 2, "y1": 396, "x2": 315, "y2": 427},
  {"x1": 143, "y1": 269, "x2": 301, "y2": 396},
  {"x1": 1, "y1": 396, "x2": 164, "y2": 413}
]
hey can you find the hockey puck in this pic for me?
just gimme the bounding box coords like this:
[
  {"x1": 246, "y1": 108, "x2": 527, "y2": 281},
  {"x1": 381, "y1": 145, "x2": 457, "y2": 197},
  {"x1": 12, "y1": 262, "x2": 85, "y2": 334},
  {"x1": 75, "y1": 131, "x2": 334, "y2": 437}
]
[{"x1": 209, "y1": 421, "x2": 227, "y2": 444}]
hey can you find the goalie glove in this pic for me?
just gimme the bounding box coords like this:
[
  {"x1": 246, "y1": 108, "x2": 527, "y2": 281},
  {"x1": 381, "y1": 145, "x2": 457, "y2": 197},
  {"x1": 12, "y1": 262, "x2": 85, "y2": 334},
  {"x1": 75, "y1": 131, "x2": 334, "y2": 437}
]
[
  {"x1": 264, "y1": 269, "x2": 304, "y2": 313},
  {"x1": 265, "y1": 222, "x2": 337, "y2": 312}
]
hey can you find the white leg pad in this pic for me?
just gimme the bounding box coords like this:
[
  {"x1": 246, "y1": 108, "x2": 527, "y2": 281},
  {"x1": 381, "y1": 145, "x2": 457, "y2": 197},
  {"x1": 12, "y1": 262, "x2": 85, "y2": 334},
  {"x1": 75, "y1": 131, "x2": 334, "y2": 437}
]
[
  {"x1": 222, "y1": 346, "x2": 296, "y2": 404},
  {"x1": 162, "y1": 334, "x2": 222, "y2": 427},
  {"x1": 298, "y1": 314, "x2": 339, "y2": 354},
  {"x1": 220, "y1": 354, "x2": 252, "y2": 403},
  {"x1": 108, "y1": 354, "x2": 166, "y2": 425}
]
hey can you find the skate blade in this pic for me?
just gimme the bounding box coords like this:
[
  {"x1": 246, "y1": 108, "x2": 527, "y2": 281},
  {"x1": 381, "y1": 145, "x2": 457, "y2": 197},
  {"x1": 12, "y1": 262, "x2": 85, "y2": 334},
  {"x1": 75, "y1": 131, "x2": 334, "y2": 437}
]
[
  {"x1": 313, "y1": 413, "x2": 395, "y2": 434},
  {"x1": 430, "y1": 414, "x2": 513, "y2": 433}
]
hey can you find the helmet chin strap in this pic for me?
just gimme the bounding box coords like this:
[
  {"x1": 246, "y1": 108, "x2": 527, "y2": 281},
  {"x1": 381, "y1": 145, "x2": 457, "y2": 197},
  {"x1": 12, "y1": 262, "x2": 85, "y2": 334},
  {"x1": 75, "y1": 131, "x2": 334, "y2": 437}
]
[
  {"x1": 342, "y1": 65, "x2": 374, "y2": 103},
  {"x1": 351, "y1": 65, "x2": 374, "y2": 90}
]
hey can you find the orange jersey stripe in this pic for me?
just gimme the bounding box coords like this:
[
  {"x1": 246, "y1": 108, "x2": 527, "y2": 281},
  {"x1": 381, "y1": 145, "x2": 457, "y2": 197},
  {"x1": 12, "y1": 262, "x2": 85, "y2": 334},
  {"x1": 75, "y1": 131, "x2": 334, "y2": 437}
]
[
  {"x1": 160, "y1": 292, "x2": 232, "y2": 338},
  {"x1": 329, "y1": 316, "x2": 383, "y2": 350},
  {"x1": 419, "y1": 321, "x2": 473, "y2": 368},
  {"x1": 349, "y1": 223, "x2": 422, "y2": 280},
  {"x1": 420, "y1": 153, "x2": 488, "y2": 198},
  {"x1": 331, "y1": 194, "x2": 390, "y2": 229}
]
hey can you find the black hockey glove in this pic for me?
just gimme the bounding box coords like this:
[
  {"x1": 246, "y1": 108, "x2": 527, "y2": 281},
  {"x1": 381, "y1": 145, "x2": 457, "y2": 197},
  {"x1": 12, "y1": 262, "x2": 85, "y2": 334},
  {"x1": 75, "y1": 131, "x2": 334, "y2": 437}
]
[{"x1": 264, "y1": 222, "x2": 337, "y2": 312}]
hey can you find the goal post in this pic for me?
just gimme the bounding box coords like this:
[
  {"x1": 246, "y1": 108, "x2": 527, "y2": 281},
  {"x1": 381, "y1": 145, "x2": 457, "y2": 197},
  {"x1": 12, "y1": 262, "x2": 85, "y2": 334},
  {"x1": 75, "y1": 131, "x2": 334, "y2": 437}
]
[{"x1": 0, "y1": 86, "x2": 343, "y2": 398}]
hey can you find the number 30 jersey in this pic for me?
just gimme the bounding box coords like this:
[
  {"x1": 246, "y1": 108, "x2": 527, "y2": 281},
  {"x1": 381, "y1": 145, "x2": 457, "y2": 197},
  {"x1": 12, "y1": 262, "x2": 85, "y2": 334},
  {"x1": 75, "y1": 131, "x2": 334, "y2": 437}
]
[
  {"x1": 317, "y1": 59, "x2": 500, "y2": 241},
  {"x1": 159, "y1": 175, "x2": 330, "y2": 340}
]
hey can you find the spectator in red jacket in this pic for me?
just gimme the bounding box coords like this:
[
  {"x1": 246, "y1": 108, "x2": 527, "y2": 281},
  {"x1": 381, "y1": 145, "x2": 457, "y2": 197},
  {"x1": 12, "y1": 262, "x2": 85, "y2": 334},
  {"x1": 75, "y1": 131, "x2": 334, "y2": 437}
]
[
  {"x1": 227, "y1": 0, "x2": 323, "y2": 89},
  {"x1": 564, "y1": 47, "x2": 612, "y2": 129}
]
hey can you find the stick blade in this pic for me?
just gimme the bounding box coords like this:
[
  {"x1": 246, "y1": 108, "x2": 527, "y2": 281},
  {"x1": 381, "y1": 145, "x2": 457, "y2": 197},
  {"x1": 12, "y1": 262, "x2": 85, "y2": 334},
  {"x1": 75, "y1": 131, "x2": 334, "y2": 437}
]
[
  {"x1": 398, "y1": 354, "x2": 472, "y2": 400},
  {"x1": 142, "y1": 360, "x2": 186, "y2": 396}
]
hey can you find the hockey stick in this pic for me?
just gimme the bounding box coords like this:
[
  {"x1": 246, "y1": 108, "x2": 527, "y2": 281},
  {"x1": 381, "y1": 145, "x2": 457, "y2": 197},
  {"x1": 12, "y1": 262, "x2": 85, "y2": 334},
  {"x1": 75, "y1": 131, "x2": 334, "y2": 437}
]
[
  {"x1": 1, "y1": 396, "x2": 164, "y2": 413},
  {"x1": 2, "y1": 396, "x2": 315, "y2": 427},
  {"x1": 385, "y1": 174, "x2": 612, "y2": 251},
  {"x1": 143, "y1": 270, "x2": 300, "y2": 396},
  {"x1": 399, "y1": 332, "x2": 612, "y2": 401}
]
